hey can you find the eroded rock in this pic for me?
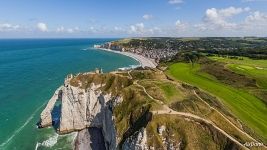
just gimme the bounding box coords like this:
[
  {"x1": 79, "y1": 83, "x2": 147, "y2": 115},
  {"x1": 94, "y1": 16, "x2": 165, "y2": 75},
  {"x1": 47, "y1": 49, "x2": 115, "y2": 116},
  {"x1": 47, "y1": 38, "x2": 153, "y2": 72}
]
[{"x1": 39, "y1": 86, "x2": 63, "y2": 128}]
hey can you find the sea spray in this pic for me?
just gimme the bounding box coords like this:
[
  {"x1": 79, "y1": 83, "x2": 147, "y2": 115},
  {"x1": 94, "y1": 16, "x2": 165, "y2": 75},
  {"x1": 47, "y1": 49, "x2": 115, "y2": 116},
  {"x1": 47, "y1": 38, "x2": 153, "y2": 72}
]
[
  {"x1": 35, "y1": 133, "x2": 59, "y2": 149},
  {"x1": 41, "y1": 133, "x2": 59, "y2": 147},
  {"x1": 35, "y1": 132, "x2": 78, "y2": 150},
  {"x1": 118, "y1": 64, "x2": 141, "y2": 71}
]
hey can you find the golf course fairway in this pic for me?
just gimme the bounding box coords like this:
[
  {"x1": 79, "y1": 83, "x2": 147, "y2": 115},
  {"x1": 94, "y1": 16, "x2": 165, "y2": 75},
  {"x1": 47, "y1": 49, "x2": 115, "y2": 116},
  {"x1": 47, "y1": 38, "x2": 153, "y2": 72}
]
[{"x1": 166, "y1": 63, "x2": 267, "y2": 141}]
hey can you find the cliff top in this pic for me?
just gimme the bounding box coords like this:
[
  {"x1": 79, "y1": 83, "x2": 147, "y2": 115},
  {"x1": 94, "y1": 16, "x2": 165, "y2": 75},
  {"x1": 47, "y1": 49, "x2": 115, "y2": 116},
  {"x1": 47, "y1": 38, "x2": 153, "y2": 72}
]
[{"x1": 59, "y1": 68, "x2": 257, "y2": 149}]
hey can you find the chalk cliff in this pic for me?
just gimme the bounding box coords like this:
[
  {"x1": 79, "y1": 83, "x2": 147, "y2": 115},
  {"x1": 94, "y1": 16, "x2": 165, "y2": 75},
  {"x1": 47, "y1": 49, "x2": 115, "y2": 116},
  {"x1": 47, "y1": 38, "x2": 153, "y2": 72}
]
[
  {"x1": 38, "y1": 72, "x2": 132, "y2": 149},
  {"x1": 38, "y1": 69, "x2": 245, "y2": 150},
  {"x1": 39, "y1": 86, "x2": 63, "y2": 128}
]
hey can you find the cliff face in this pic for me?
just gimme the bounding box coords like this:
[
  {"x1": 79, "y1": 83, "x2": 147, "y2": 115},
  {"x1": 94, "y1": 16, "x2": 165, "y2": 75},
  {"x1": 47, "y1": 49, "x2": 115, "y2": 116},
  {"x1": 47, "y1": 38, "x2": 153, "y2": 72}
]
[
  {"x1": 122, "y1": 128, "x2": 148, "y2": 150},
  {"x1": 38, "y1": 72, "x2": 130, "y2": 150},
  {"x1": 60, "y1": 81, "x2": 118, "y2": 149},
  {"x1": 38, "y1": 70, "x2": 245, "y2": 150},
  {"x1": 39, "y1": 86, "x2": 63, "y2": 128}
]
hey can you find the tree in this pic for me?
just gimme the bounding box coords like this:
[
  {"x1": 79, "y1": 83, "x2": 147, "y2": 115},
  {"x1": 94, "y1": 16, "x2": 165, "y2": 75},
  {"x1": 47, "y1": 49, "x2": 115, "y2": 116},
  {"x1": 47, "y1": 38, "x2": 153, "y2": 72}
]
[{"x1": 183, "y1": 51, "x2": 201, "y2": 67}]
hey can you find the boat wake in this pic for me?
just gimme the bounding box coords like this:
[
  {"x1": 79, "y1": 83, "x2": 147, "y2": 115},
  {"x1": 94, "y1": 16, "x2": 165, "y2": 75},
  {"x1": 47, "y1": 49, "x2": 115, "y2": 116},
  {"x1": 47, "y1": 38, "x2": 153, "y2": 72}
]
[
  {"x1": 0, "y1": 102, "x2": 46, "y2": 148},
  {"x1": 81, "y1": 48, "x2": 89, "y2": 51}
]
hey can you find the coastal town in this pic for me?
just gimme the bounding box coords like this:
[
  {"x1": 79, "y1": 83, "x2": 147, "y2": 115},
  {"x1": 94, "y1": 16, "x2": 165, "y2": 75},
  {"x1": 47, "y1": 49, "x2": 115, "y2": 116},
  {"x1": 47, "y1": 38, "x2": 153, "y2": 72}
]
[
  {"x1": 95, "y1": 37, "x2": 267, "y2": 64},
  {"x1": 2, "y1": 0, "x2": 267, "y2": 149},
  {"x1": 38, "y1": 37, "x2": 267, "y2": 149},
  {"x1": 94, "y1": 43, "x2": 158, "y2": 68},
  {"x1": 94, "y1": 41, "x2": 178, "y2": 63}
]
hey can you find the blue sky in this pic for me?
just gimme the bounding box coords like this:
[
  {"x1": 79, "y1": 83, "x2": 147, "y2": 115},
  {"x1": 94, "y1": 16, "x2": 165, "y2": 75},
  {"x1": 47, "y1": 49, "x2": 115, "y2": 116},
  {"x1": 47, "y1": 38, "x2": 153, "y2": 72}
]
[{"x1": 0, "y1": 0, "x2": 267, "y2": 38}]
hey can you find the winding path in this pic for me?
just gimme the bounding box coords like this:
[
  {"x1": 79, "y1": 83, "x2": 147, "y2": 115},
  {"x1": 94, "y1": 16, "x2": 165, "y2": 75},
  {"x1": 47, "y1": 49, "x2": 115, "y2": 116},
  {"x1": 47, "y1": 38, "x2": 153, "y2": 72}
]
[
  {"x1": 128, "y1": 72, "x2": 250, "y2": 149},
  {"x1": 193, "y1": 90, "x2": 264, "y2": 145}
]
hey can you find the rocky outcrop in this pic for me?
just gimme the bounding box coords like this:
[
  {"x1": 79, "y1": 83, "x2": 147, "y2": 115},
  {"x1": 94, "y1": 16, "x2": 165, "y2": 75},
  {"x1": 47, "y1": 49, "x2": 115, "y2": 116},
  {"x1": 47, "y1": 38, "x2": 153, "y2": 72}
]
[
  {"x1": 75, "y1": 128, "x2": 106, "y2": 150},
  {"x1": 39, "y1": 73, "x2": 120, "y2": 149},
  {"x1": 59, "y1": 81, "x2": 118, "y2": 149},
  {"x1": 38, "y1": 69, "x2": 250, "y2": 150},
  {"x1": 59, "y1": 83, "x2": 102, "y2": 133},
  {"x1": 122, "y1": 128, "x2": 148, "y2": 150},
  {"x1": 39, "y1": 86, "x2": 63, "y2": 128}
]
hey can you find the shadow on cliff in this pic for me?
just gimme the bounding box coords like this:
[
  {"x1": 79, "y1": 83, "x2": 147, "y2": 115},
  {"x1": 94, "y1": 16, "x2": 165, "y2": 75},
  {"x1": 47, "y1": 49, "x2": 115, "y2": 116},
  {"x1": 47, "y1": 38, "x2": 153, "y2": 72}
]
[
  {"x1": 89, "y1": 127, "x2": 106, "y2": 150},
  {"x1": 51, "y1": 102, "x2": 61, "y2": 131},
  {"x1": 75, "y1": 94, "x2": 116, "y2": 150},
  {"x1": 118, "y1": 109, "x2": 153, "y2": 149}
]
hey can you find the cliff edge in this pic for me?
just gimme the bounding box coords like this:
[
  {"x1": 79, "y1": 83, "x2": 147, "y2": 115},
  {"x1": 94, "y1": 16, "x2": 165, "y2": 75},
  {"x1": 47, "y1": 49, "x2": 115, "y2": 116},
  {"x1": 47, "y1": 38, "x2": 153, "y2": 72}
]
[{"x1": 38, "y1": 69, "x2": 251, "y2": 150}]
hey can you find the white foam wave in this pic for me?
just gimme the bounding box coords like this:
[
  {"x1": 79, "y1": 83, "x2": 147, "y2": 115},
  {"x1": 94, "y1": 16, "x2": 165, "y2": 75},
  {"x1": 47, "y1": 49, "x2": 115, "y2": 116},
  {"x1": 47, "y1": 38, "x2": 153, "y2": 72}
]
[
  {"x1": 35, "y1": 132, "x2": 77, "y2": 150},
  {"x1": 0, "y1": 102, "x2": 46, "y2": 148},
  {"x1": 35, "y1": 133, "x2": 59, "y2": 150},
  {"x1": 118, "y1": 64, "x2": 141, "y2": 71},
  {"x1": 35, "y1": 142, "x2": 41, "y2": 150},
  {"x1": 41, "y1": 134, "x2": 59, "y2": 147}
]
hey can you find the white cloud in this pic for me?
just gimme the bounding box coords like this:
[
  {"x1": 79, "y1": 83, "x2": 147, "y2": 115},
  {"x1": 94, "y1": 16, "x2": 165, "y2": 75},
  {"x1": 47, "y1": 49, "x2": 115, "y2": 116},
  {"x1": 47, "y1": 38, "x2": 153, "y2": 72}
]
[
  {"x1": 175, "y1": 20, "x2": 187, "y2": 30},
  {"x1": 0, "y1": 23, "x2": 20, "y2": 31},
  {"x1": 56, "y1": 26, "x2": 79, "y2": 33},
  {"x1": 204, "y1": 8, "x2": 237, "y2": 29},
  {"x1": 143, "y1": 14, "x2": 153, "y2": 20},
  {"x1": 242, "y1": 11, "x2": 267, "y2": 30},
  {"x1": 168, "y1": 0, "x2": 183, "y2": 4},
  {"x1": 130, "y1": 23, "x2": 145, "y2": 34},
  {"x1": 192, "y1": 6, "x2": 267, "y2": 36},
  {"x1": 148, "y1": 27, "x2": 162, "y2": 34},
  {"x1": 218, "y1": 6, "x2": 250, "y2": 17},
  {"x1": 56, "y1": 26, "x2": 65, "y2": 32},
  {"x1": 242, "y1": 0, "x2": 267, "y2": 2},
  {"x1": 200, "y1": 7, "x2": 250, "y2": 30},
  {"x1": 114, "y1": 26, "x2": 120, "y2": 31},
  {"x1": 128, "y1": 23, "x2": 163, "y2": 35},
  {"x1": 37, "y1": 22, "x2": 48, "y2": 32},
  {"x1": 114, "y1": 26, "x2": 124, "y2": 31},
  {"x1": 88, "y1": 26, "x2": 97, "y2": 33},
  {"x1": 74, "y1": 27, "x2": 79, "y2": 31},
  {"x1": 245, "y1": 11, "x2": 267, "y2": 23},
  {"x1": 66, "y1": 28, "x2": 74, "y2": 33}
]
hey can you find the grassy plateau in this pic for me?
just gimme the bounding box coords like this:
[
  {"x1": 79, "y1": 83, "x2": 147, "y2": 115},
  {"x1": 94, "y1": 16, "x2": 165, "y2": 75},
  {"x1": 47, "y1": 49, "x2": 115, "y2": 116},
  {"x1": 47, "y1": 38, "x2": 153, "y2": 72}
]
[
  {"x1": 166, "y1": 62, "x2": 267, "y2": 141},
  {"x1": 211, "y1": 56, "x2": 267, "y2": 89}
]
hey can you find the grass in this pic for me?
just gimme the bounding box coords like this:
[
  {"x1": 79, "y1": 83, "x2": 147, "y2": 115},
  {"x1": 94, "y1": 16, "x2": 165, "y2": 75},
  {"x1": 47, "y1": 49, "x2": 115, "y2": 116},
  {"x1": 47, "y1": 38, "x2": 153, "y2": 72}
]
[
  {"x1": 68, "y1": 69, "x2": 262, "y2": 148},
  {"x1": 228, "y1": 64, "x2": 267, "y2": 89},
  {"x1": 210, "y1": 56, "x2": 267, "y2": 68},
  {"x1": 114, "y1": 84, "x2": 162, "y2": 142},
  {"x1": 207, "y1": 110, "x2": 252, "y2": 143},
  {"x1": 146, "y1": 114, "x2": 239, "y2": 150},
  {"x1": 139, "y1": 80, "x2": 185, "y2": 104},
  {"x1": 166, "y1": 63, "x2": 267, "y2": 141},
  {"x1": 157, "y1": 82, "x2": 184, "y2": 102},
  {"x1": 210, "y1": 56, "x2": 267, "y2": 89}
]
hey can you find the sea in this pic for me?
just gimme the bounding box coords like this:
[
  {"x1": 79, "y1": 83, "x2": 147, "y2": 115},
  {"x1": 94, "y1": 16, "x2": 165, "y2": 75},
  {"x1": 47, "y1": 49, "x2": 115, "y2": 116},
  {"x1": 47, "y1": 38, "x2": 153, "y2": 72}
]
[{"x1": 0, "y1": 39, "x2": 139, "y2": 150}]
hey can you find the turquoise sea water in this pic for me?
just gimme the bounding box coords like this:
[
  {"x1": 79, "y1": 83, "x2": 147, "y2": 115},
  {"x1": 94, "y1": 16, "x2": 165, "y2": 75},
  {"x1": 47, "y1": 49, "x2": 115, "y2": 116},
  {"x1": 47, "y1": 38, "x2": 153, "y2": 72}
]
[{"x1": 0, "y1": 39, "x2": 139, "y2": 150}]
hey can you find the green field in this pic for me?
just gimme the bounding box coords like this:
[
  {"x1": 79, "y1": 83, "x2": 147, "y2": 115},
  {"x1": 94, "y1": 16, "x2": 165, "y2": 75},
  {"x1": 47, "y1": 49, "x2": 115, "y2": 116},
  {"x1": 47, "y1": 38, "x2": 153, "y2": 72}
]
[
  {"x1": 166, "y1": 63, "x2": 267, "y2": 141},
  {"x1": 210, "y1": 56, "x2": 267, "y2": 89},
  {"x1": 210, "y1": 56, "x2": 267, "y2": 68}
]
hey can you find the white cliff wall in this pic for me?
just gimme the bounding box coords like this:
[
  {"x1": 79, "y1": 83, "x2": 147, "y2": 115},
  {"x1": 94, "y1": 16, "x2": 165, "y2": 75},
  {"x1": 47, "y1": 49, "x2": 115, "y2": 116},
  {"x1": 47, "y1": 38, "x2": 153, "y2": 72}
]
[
  {"x1": 122, "y1": 128, "x2": 148, "y2": 150},
  {"x1": 39, "y1": 86, "x2": 63, "y2": 127},
  {"x1": 39, "y1": 73, "x2": 150, "y2": 150}
]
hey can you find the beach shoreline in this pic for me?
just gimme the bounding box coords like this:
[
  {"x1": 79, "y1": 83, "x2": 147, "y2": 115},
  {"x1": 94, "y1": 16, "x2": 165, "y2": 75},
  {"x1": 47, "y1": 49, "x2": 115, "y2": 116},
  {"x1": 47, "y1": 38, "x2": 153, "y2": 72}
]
[{"x1": 95, "y1": 48, "x2": 157, "y2": 69}]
